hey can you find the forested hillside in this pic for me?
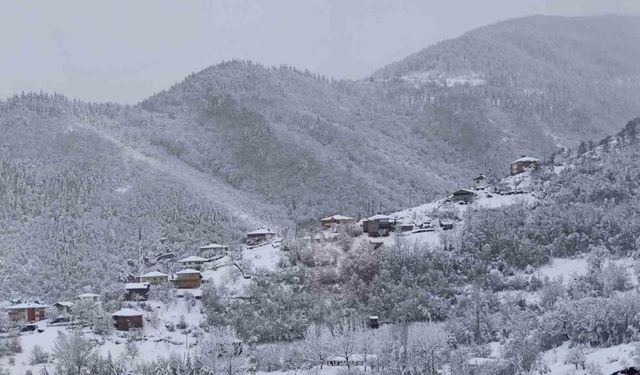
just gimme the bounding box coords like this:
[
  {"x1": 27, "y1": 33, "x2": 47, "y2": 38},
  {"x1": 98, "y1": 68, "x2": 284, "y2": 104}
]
[
  {"x1": 1, "y1": 15, "x2": 640, "y2": 300},
  {"x1": 374, "y1": 15, "x2": 640, "y2": 164}
]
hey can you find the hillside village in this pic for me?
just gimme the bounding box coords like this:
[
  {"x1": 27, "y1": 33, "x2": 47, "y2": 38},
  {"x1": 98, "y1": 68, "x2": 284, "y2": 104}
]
[{"x1": 7, "y1": 153, "x2": 636, "y2": 375}]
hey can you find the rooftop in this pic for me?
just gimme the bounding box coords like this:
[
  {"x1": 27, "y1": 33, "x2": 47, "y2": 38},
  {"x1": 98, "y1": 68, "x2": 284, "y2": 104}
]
[
  {"x1": 320, "y1": 214, "x2": 354, "y2": 221},
  {"x1": 112, "y1": 308, "x2": 142, "y2": 317},
  {"x1": 199, "y1": 243, "x2": 229, "y2": 250},
  {"x1": 139, "y1": 271, "x2": 168, "y2": 278},
  {"x1": 177, "y1": 255, "x2": 208, "y2": 263},
  {"x1": 367, "y1": 214, "x2": 393, "y2": 221},
  {"x1": 125, "y1": 282, "x2": 150, "y2": 290},
  {"x1": 511, "y1": 156, "x2": 540, "y2": 164},
  {"x1": 175, "y1": 268, "x2": 202, "y2": 275},
  {"x1": 6, "y1": 303, "x2": 48, "y2": 310},
  {"x1": 247, "y1": 228, "x2": 276, "y2": 236}
]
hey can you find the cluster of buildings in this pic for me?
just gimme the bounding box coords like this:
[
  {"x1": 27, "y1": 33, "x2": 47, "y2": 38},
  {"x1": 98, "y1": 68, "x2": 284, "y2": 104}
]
[{"x1": 4, "y1": 228, "x2": 281, "y2": 332}]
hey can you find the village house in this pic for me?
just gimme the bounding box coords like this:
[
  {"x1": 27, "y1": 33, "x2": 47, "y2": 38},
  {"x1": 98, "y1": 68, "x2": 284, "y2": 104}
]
[
  {"x1": 320, "y1": 214, "x2": 354, "y2": 229},
  {"x1": 177, "y1": 255, "x2": 209, "y2": 270},
  {"x1": 125, "y1": 283, "x2": 150, "y2": 301},
  {"x1": 363, "y1": 214, "x2": 397, "y2": 237},
  {"x1": 77, "y1": 293, "x2": 100, "y2": 302},
  {"x1": 198, "y1": 243, "x2": 229, "y2": 258},
  {"x1": 245, "y1": 228, "x2": 276, "y2": 246},
  {"x1": 6, "y1": 303, "x2": 47, "y2": 322},
  {"x1": 173, "y1": 269, "x2": 203, "y2": 289},
  {"x1": 473, "y1": 174, "x2": 488, "y2": 189},
  {"x1": 451, "y1": 189, "x2": 476, "y2": 204},
  {"x1": 137, "y1": 271, "x2": 168, "y2": 285},
  {"x1": 510, "y1": 156, "x2": 540, "y2": 175},
  {"x1": 53, "y1": 301, "x2": 74, "y2": 314},
  {"x1": 112, "y1": 308, "x2": 143, "y2": 331}
]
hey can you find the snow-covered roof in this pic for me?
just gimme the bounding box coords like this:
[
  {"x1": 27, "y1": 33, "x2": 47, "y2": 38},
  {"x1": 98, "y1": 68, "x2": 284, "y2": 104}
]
[
  {"x1": 177, "y1": 255, "x2": 208, "y2": 263},
  {"x1": 367, "y1": 214, "x2": 393, "y2": 221},
  {"x1": 247, "y1": 228, "x2": 276, "y2": 236},
  {"x1": 6, "y1": 303, "x2": 48, "y2": 310},
  {"x1": 452, "y1": 189, "x2": 475, "y2": 195},
  {"x1": 369, "y1": 315, "x2": 379, "y2": 320},
  {"x1": 125, "y1": 283, "x2": 149, "y2": 290},
  {"x1": 199, "y1": 243, "x2": 228, "y2": 250},
  {"x1": 77, "y1": 293, "x2": 99, "y2": 299},
  {"x1": 175, "y1": 268, "x2": 201, "y2": 275},
  {"x1": 112, "y1": 308, "x2": 142, "y2": 317},
  {"x1": 511, "y1": 156, "x2": 540, "y2": 164},
  {"x1": 320, "y1": 214, "x2": 354, "y2": 222},
  {"x1": 55, "y1": 301, "x2": 74, "y2": 307},
  {"x1": 139, "y1": 271, "x2": 167, "y2": 278},
  {"x1": 474, "y1": 174, "x2": 487, "y2": 180}
]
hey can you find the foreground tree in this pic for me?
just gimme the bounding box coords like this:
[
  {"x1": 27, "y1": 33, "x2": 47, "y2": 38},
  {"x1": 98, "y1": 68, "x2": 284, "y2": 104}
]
[{"x1": 53, "y1": 331, "x2": 98, "y2": 375}]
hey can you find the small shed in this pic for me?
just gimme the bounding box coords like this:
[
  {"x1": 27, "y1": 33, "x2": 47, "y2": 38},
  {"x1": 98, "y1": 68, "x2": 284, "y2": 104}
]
[
  {"x1": 320, "y1": 215, "x2": 354, "y2": 229},
  {"x1": 510, "y1": 156, "x2": 540, "y2": 175},
  {"x1": 473, "y1": 174, "x2": 488, "y2": 189},
  {"x1": 440, "y1": 220, "x2": 454, "y2": 231},
  {"x1": 173, "y1": 269, "x2": 203, "y2": 289},
  {"x1": 177, "y1": 256, "x2": 209, "y2": 270},
  {"x1": 368, "y1": 315, "x2": 380, "y2": 329},
  {"x1": 125, "y1": 283, "x2": 150, "y2": 301},
  {"x1": 246, "y1": 228, "x2": 276, "y2": 246},
  {"x1": 451, "y1": 189, "x2": 476, "y2": 204},
  {"x1": 6, "y1": 303, "x2": 47, "y2": 322},
  {"x1": 137, "y1": 271, "x2": 168, "y2": 285},
  {"x1": 112, "y1": 308, "x2": 143, "y2": 331}
]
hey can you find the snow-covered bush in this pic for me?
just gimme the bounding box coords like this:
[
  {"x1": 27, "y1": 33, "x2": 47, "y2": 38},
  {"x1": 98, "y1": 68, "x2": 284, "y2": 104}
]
[{"x1": 29, "y1": 345, "x2": 49, "y2": 365}]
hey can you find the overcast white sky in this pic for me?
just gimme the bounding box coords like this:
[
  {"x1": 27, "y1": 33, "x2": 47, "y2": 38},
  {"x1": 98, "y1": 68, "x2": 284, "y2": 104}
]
[{"x1": 1, "y1": 0, "x2": 639, "y2": 104}]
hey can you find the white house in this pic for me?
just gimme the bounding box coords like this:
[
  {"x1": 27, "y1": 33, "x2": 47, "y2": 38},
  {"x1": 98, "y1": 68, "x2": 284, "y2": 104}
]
[{"x1": 177, "y1": 255, "x2": 209, "y2": 270}]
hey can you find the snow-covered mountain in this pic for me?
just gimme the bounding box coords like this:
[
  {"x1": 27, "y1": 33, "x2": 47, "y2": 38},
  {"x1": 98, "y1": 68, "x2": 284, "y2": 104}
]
[{"x1": 2, "y1": 15, "x2": 640, "y2": 302}]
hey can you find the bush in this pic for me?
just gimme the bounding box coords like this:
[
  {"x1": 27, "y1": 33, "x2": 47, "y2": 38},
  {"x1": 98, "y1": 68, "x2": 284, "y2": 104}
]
[{"x1": 29, "y1": 345, "x2": 49, "y2": 365}]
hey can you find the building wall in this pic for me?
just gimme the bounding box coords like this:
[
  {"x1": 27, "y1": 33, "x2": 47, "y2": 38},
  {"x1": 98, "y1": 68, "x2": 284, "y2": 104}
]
[
  {"x1": 138, "y1": 276, "x2": 167, "y2": 285},
  {"x1": 8, "y1": 308, "x2": 46, "y2": 322},
  {"x1": 114, "y1": 315, "x2": 143, "y2": 331}
]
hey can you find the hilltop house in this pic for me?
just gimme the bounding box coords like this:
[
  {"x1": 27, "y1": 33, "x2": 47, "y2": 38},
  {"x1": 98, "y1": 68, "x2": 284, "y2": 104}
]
[
  {"x1": 125, "y1": 283, "x2": 150, "y2": 301},
  {"x1": 363, "y1": 214, "x2": 397, "y2": 237},
  {"x1": 473, "y1": 174, "x2": 488, "y2": 189},
  {"x1": 320, "y1": 214, "x2": 354, "y2": 229},
  {"x1": 451, "y1": 189, "x2": 476, "y2": 204},
  {"x1": 112, "y1": 308, "x2": 143, "y2": 331},
  {"x1": 173, "y1": 269, "x2": 203, "y2": 289},
  {"x1": 6, "y1": 303, "x2": 47, "y2": 322},
  {"x1": 198, "y1": 243, "x2": 229, "y2": 258},
  {"x1": 246, "y1": 228, "x2": 276, "y2": 246},
  {"x1": 137, "y1": 271, "x2": 168, "y2": 285},
  {"x1": 510, "y1": 156, "x2": 540, "y2": 175},
  {"x1": 177, "y1": 256, "x2": 209, "y2": 270}
]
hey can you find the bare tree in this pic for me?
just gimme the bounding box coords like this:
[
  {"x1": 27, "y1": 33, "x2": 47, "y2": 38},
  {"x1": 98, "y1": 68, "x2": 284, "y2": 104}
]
[
  {"x1": 301, "y1": 323, "x2": 332, "y2": 368},
  {"x1": 407, "y1": 323, "x2": 449, "y2": 375},
  {"x1": 53, "y1": 331, "x2": 98, "y2": 375},
  {"x1": 199, "y1": 326, "x2": 246, "y2": 375}
]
